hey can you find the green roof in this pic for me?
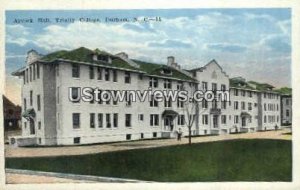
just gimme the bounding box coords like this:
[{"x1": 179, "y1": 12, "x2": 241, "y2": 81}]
[
  {"x1": 229, "y1": 78, "x2": 255, "y2": 90},
  {"x1": 230, "y1": 78, "x2": 282, "y2": 93},
  {"x1": 132, "y1": 59, "x2": 196, "y2": 81},
  {"x1": 248, "y1": 81, "x2": 274, "y2": 91},
  {"x1": 40, "y1": 47, "x2": 196, "y2": 81},
  {"x1": 273, "y1": 87, "x2": 292, "y2": 95},
  {"x1": 41, "y1": 47, "x2": 139, "y2": 71}
]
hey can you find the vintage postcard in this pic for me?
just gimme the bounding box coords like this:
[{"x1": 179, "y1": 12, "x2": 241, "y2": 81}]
[{"x1": 1, "y1": 0, "x2": 300, "y2": 190}]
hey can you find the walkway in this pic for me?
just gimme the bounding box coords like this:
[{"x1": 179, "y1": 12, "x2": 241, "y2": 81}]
[{"x1": 5, "y1": 128, "x2": 291, "y2": 158}]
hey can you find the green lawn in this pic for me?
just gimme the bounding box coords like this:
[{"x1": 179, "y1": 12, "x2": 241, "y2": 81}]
[{"x1": 5, "y1": 139, "x2": 292, "y2": 182}]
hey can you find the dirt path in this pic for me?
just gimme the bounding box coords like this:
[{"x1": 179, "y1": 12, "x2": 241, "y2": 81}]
[{"x1": 5, "y1": 128, "x2": 292, "y2": 158}]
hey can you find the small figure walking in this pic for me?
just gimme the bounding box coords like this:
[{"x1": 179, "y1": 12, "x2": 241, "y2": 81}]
[{"x1": 177, "y1": 128, "x2": 182, "y2": 141}]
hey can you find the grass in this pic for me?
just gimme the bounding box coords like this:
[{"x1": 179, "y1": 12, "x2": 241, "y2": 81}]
[{"x1": 5, "y1": 139, "x2": 292, "y2": 182}]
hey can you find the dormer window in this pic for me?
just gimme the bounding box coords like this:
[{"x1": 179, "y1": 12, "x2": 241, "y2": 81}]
[
  {"x1": 92, "y1": 53, "x2": 111, "y2": 63},
  {"x1": 98, "y1": 55, "x2": 109, "y2": 62},
  {"x1": 162, "y1": 68, "x2": 172, "y2": 75}
]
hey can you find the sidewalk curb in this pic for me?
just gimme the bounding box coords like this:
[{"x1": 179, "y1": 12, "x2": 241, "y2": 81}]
[{"x1": 6, "y1": 168, "x2": 153, "y2": 183}]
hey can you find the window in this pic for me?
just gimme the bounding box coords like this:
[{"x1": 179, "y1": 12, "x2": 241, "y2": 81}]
[
  {"x1": 177, "y1": 98, "x2": 184, "y2": 108},
  {"x1": 162, "y1": 68, "x2": 172, "y2": 75},
  {"x1": 248, "y1": 102, "x2": 252, "y2": 111},
  {"x1": 221, "y1": 115, "x2": 226, "y2": 124},
  {"x1": 221, "y1": 101, "x2": 226, "y2": 109},
  {"x1": 113, "y1": 113, "x2": 118, "y2": 128},
  {"x1": 241, "y1": 102, "x2": 245, "y2": 110},
  {"x1": 177, "y1": 115, "x2": 185, "y2": 125},
  {"x1": 71, "y1": 87, "x2": 80, "y2": 103},
  {"x1": 105, "y1": 91, "x2": 111, "y2": 105},
  {"x1": 112, "y1": 91, "x2": 118, "y2": 105},
  {"x1": 24, "y1": 98, "x2": 27, "y2": 111},
  {"x1": 249, "y1": 91, "x2": 252, "y2": 97},
  {"x1": 89, "y1": 66, "x2": 94, "y2": 79},
  {"x1": 73, "y1": 113, "x2": 80, "y2": 129},
  {"x1": 33, "y1": 64, "x2": 36, "y2": 80},
  {"x1": 139, "y1": 114, "x2": 144, "y2": 121},
  {"x1": 72, "y1": 64, "x2": 80, "y2": 78},
  {"x1": 241, "y1": 90, "x2": 245, "y2": 96},
  {"x1": 264, "y1": 115, "x2": 267, "y2": 123},
  {"x1": 150, "y1": 114, "x2": 159, "y2": 126},
  {"x1": 105, "y1": 68, "x2": 110, "y2": 81},
  {"x1": 277, "y1": 104, "x2": 279, "y2": 111},
  {"x1": 212, "y1": 83, "x2": 217, "y2": 94},
  {"x1": 264, "y1": 104, "x2": 266, "y2": 111},
  {"x1": 97, "y1": 67, "x2": 102, "y2": 80},
  {"x1": 212, "y1": 100, "x2": 217, "y2": 109},
  {"x1": 150, "y1": 95, "x2": 158, "y2": 107},
  {"x1": 153, "y1": 132, "x2": 157, "y2": 138},
  {"x1": 234, "y1": 101, "x2": 239, "y2": 110},
  {"x1": 138, "y1": 74, "x2": 143, "y2": 80},
  {"x1": 126, "y1": 134, "x2": 131, "y2": 140},
  {"x1": 286, "y1": 99, "x2": 289, "y2": 105},
  {"x1": 37, "y1": 64, "x2": 40, "y2": 79},
  {"x1": 29, "y1": 66, "x2": 32, "y2": 82},
  {"x1": 234, "y1": 89, "x2": 238, "y2": 96},
  {"x1": 74, "y1": 137, "x2": 80, "y2": 144},
  {"x1": 106, "y1": 114, "x2": 111, "y2": 128},
  {"x1": 177, "y1": 82, "x2": 184, "y2": 90},
  {"x1": 249, "y1": 116, "x2": 252, "y2": 123},
  {"x1": 98, "y1": 113, "x2": 103, "y2": 128},
  {"x1": 37, "y1": 95, "x2": 41, "y2": 111},
  {"x1": 164, "y1": 79, "x2": 172, "y2": 89},
  {"x1": 113, "y1": 70, "x2": 118, "y2": 82},
  {"x1": 125, "y1": 114, "x2": 132, "y2": 127},
  {"x1": 202, "y1": 99, "x2": 208, "y2": 108},
  {"x1": 234, "y1": 115, "x2": 239, "y2": 124},
  {"x1": 90, "y1": 113, "x2": 95, "y2": 128},
  {"x1": 286, "y1": 110, "x2": 290, "y2": 117},
  {"x1": 149, "y1": 77, "x2": 158, "y2": 88},
  {"x1": 202, "y1": 115, "x2": 208, "y2": 125},
  {"x1": 125, "y1": 71, "x2": 131, "y2": 83},
  {"x1": 164, "y1": 98, "x2": 172, "y2": 108},
  {"x1": 126, "y1": 91, "x2": 132, "y2": 106},
  {"x1": 141, "y1": 133, "x2": 144, "y2": 139},
  {"x1": 30, "y1": 91, "x2": 33, "y2": 106},
  {"x1": 24, "y1": 122, "x2": 27, "y2": 129},
  {"x1": 221, "y1": 84, "x2": 226, "y2": 91},
  {"x1": 38, "y1": 121, "x2": 41, "y2": 130},
  {"x1": 202, "y1": 82, "x2": 208, "y2": 91}
]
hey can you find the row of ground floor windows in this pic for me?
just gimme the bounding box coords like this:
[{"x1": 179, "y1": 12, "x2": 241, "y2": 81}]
[
  {"x1": 73, "y1": 132, "x2": 158, "y2": 144},
  {"x1": 72, "y1": 113, "x2": 188, "y2": 129}
]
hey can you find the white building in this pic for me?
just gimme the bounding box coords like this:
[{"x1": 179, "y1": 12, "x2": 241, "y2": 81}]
[
  {"x1": 10, "y1": 47, "x2": 287, "y2": 146},
  {"x1": 281, "y1": 95, "x2": 292, "y2": 125}
]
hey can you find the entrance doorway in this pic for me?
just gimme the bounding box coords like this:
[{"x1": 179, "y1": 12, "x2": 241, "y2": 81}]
[
  {"x1": 164, "y1": 116, "x2": 174, "y2": 131},
  {"x1": 242, "y1": 117, "x2": 247, "y2": 127},
  {"x1": 213, "y1": 115, "x2": 219, "y2": 128},
  {"x1": 29, "y1": 118, "x2": 35, "y2": 135}
]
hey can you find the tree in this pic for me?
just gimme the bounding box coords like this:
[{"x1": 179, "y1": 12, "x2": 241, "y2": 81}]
[{"x1": 183, "y1": 100, "x2": 197, "y2": 145}]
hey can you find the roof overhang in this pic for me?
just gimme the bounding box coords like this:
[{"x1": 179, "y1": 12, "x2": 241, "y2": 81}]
[
  {"x1": 22, "y1": 108, "x2": 36, "y2": 120},
  {"x1": 241, "y1": 112, "x2": 251, "y2": 118},
  {"x1": 162, "y1": 110, "x2": 178, "y2": 117}
]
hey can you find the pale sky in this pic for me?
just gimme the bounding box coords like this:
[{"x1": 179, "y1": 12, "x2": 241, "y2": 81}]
[{"x1": 5, "y1": 9, "x2": 291, "y2": 105}]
